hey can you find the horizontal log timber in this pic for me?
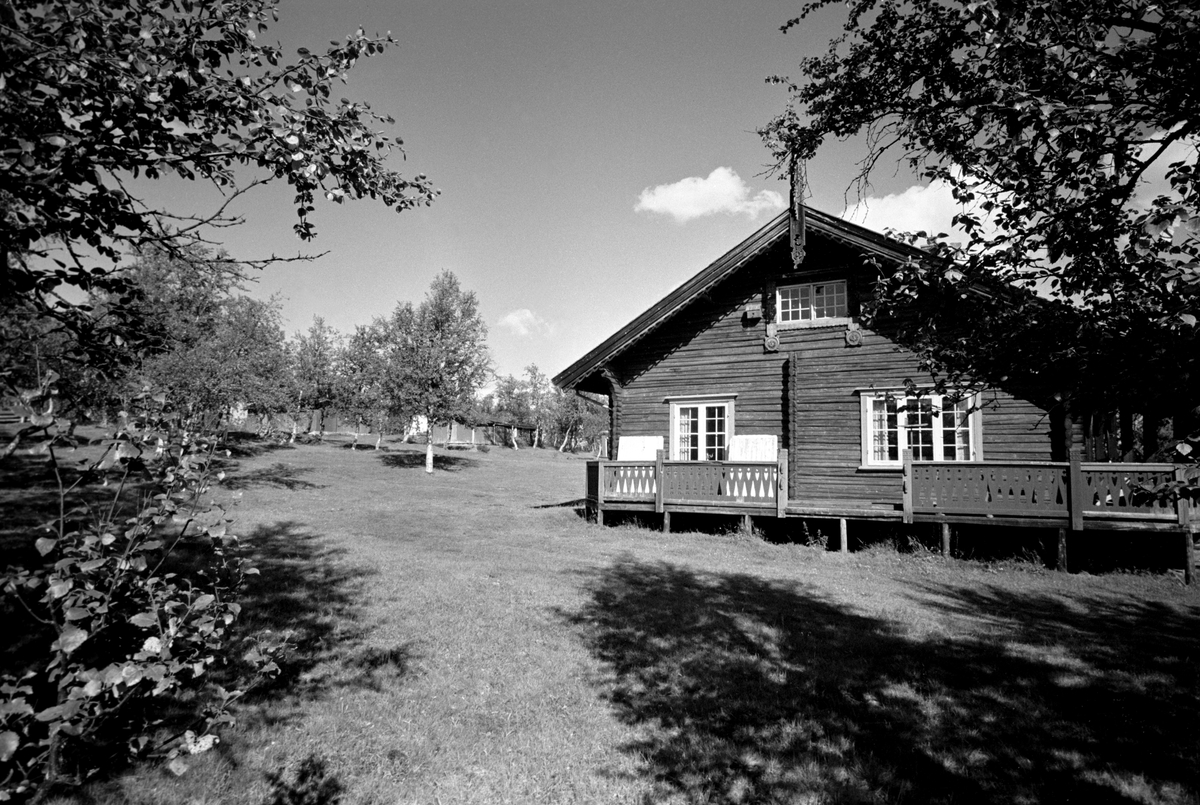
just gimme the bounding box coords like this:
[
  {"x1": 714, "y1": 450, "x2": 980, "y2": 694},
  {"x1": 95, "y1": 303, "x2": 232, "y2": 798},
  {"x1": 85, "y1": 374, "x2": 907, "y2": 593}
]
[
  {"x1": 786, "y1": 504, "x2": 902, "y2": 520},
  {"x1": 665, "y1": 499, "x2": 776, "y2": 511},
  {"x1": 911, "y1": 513, "x2": 1192, "y2": 532}
]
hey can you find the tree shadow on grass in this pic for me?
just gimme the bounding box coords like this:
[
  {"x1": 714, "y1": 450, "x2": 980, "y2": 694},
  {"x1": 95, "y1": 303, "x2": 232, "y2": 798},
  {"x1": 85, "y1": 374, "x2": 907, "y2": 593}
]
[
  {"x1": 234, "y1": 521, "x2": 416, "y2": 720},
  {"x1": 531, "y1": 498, "x2": 587, "y2": 509},
  {"x1": 222, "y1": 432, "x2": 297, "y2": 459},
  {"x1": 223, "y1": 463, "x2": 324, "y2": 491},
  {"x1": 378, "y1": 452, "x2": 478, "y2": 472},
  {"x1": 564, "y1": 558, "x2": 1200, "y2": 804},
  {"x1": 0, "y1": 455, "x2": 150, "y2": 564}
]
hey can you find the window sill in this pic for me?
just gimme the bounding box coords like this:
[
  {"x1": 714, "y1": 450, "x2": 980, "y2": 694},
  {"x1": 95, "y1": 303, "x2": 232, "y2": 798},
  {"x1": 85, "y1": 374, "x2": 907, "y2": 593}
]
[
  {"x1": 776, "y1": 317, "x2": 854, "y2": 331},
  {"x1": 857, "y1": 464, "x2": 903, "y2": 472}
]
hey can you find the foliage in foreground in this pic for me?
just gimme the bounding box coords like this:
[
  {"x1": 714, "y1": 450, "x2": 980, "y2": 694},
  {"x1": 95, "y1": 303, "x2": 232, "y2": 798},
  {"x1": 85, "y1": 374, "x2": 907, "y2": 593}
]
[
  {"x1": 761, "y1": 0, "x2": 1200, "y2": 443},
  {"x1": 1, "y1": 0, "x2": 436, "y2": 375},
  {"x1": 0, "y1": 394, "x2": 279, "y2": 801}
]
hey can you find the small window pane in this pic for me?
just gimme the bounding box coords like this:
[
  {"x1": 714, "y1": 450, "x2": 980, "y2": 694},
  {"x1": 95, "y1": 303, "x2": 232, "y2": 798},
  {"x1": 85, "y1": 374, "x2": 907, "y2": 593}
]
[
  {"x1": 778, "y1": 287, "x2": 802, "y2": 322},
  {"x1": 941, "y1": 398, "x2": 972, "y2": 461},
  {"x1": 678, "y1": 406, "x2": 699, "y2": 461},
  {"x1": 705, "y1": 405, "x2": 726, "y2": 461},
  {"x1": 905, "y1": 397, "x2": 935, "y2": 461},
  {"x1": 872, "y1": 398, "x2": 899, "y2": 462}
]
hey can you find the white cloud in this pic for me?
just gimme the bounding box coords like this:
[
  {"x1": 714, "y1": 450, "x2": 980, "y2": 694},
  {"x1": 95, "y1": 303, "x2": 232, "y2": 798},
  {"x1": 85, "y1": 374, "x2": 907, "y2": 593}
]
[
  {"x1": 845, "y1": 135, "x2": 1200, "y2": 240},
  {"x1": 635, "y1": 167, "x2": 785, "y2": 223},
  {"x1": 840, "y1": 180, "x2": 968, "y2": 239},
  {"x1": 498, "y1": 308, "x2": 553, "y2": 338}
]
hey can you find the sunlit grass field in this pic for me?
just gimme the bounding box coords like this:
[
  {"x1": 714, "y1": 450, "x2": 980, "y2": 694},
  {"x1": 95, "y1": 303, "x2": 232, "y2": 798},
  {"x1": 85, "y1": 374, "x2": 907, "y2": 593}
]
[{"x1": 5, "y1": 436, "x2": 1199, "y2": 804}]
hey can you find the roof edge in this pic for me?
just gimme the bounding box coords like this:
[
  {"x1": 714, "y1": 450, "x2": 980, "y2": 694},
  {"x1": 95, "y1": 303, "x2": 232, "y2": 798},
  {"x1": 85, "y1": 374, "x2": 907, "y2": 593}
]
[{"x1": 552, "y1": 206, "x2": 926, "y2": 390}]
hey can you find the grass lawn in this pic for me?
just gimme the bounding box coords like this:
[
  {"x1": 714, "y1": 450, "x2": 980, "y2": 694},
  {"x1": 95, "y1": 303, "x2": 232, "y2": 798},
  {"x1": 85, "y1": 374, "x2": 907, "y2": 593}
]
[{"x1": 5, "y1": 436, "x2": 1200, "y2": 804}]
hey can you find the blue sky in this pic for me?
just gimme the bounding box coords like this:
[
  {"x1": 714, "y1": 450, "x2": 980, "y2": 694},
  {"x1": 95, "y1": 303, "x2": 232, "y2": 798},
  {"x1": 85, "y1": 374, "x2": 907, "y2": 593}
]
[{"x1": 152, "y1": 0, "x2": 939, "y2": 381}]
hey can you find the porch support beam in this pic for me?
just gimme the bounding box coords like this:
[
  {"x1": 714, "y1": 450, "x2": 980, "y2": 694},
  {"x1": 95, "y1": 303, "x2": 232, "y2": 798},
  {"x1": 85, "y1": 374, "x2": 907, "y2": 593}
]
[
  {"x1": 654, "y1": 450, "x2": 665, "y2": 514},
  {"x1": 839, "y1": 518, "x2": 848, "y2": 553},
  {"x1": 1178, "y1": 465, "x2": 1194, "y2": 585}
]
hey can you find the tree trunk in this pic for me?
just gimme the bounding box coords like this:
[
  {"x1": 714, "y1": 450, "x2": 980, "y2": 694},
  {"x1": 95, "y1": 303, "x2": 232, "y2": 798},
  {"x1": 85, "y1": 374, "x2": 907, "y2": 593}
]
[
  {"x1": 426, "y1": 422, "x2": 434, "y2": 473},
  {"x1": 558, "y1": 424, "x2": 572, "y2": 452},
  {"x1": 510, "y1": 426, "x2": 519, "y2": 450}
]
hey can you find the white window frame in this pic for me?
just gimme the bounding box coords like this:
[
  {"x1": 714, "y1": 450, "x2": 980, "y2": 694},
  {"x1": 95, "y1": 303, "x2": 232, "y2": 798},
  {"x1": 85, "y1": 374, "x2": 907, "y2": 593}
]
[
  {"x1": 776, "y1": 279, "x2": 851, "y2": 329},
  {"x1": 666, "y1": 395, "x2": 736, "y2": 461},
  {"x1": 858, "y1": 391, "x2": 982, "y2": 469}
]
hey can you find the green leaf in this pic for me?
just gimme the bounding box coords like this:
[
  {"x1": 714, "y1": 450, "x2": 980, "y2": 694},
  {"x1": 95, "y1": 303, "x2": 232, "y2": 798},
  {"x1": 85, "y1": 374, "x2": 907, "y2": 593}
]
[
  {"x1": 35, "y1": 537, "x2": 57, "y2": 556},
  {"x1": 58, "y1": 625, "x2": 89, "y2": 654},
  {"x1": 0, "y1": 731, "x2": 19, "y2": 762},
  {"x1": 193, "y1": 594, "x2": 215, "y2": 610},
  {"x1": 0, "y1": 701, "x2": 34, "y2": 716},
  {"x1": 129, "y1": 612, "x2": 158, "y2": 628},
  {"x1": 35, "y1": 700, "x2": 81, "y2": 722}
]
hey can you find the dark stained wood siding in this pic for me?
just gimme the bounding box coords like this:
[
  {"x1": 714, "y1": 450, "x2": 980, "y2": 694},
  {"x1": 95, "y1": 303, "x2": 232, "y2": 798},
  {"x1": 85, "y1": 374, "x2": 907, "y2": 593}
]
[
  {"x1": 788, "y1": 332, "x2": 1052, "y2": 508},
  {"x1": 608, "y1": 232, "x2": 1054, "y2": 511},
  {"x1": 613, "y1": 242, "x2": 794, "y2": 446}
]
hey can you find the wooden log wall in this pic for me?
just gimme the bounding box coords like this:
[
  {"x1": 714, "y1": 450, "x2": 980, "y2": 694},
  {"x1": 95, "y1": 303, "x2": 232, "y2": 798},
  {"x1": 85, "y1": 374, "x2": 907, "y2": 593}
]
[
  {"x1": 609, "y1": 232, "x2": 1056, "y2": 511},
  {"x1": 613, "y1": 242, "x2": 796, "y2": 448},
  {"x1": 787, "y1": 329, "x2": 1051, "y2": 507}
]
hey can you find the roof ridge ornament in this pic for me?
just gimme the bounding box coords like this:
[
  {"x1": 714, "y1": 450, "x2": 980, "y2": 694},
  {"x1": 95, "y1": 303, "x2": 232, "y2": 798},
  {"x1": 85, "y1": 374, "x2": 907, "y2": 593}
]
[{"x1": 789, "y1": 157, "x2": 807, "y2": 269}]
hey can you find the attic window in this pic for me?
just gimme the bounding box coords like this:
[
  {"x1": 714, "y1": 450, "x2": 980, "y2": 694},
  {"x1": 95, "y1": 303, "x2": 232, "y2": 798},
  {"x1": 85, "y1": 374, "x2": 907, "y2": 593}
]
[{"x1": 776, "y1": 280, "x2": 849, "y2": 328}]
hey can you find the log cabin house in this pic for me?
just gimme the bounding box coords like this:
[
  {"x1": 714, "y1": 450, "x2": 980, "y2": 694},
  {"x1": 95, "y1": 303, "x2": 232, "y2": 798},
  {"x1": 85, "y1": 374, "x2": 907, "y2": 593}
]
[{"x1": 552, "y1": 206, "x2": 1199, "y2": 580}]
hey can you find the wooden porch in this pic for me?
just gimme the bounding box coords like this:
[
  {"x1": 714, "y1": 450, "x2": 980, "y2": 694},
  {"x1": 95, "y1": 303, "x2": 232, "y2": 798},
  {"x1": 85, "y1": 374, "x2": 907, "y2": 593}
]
[
  {"x1": 586, "y1": 454, "x2": 789, "y2": 533},
  {"x1": 585, "y1": 449, "x2": 1199, "y2": 582}
]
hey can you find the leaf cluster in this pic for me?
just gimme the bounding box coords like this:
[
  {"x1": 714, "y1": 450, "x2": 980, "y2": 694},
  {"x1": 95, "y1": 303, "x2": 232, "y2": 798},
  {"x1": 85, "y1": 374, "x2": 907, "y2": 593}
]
[
  {"x1": 0, "y1": 393, "x2": 280, "y2": 800},
  {"x1": 762, "y1": 0, "x2": 1200, "y2": 420},
  {"x1": 1, "y1": 0, "x2": 436, "y2": 368}
]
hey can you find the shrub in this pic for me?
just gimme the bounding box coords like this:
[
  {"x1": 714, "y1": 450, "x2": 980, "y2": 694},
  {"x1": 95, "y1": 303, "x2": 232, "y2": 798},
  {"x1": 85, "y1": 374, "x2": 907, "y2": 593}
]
[{"x1": 0, "y1": 393, "x2": 278, "y2": 801}]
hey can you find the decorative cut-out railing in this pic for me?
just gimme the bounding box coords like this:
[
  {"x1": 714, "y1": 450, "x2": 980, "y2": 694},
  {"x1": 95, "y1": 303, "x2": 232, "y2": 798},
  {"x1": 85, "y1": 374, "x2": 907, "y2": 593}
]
[
  {"x1": 904, "y1": 449, "x2": 1194, "y2": 531},
  {"x1": 908, "y1": 462, "x2": 1070, "y2": 517},
  {"x1": 586, "y1": 453, "x2": 789, "y2": 517},
  {"x1": 601, "y1": 462, "x2": 657, "y2": 501},
  {"x1": 660, "y1": 461, "x2": 778, "y2": 503}
]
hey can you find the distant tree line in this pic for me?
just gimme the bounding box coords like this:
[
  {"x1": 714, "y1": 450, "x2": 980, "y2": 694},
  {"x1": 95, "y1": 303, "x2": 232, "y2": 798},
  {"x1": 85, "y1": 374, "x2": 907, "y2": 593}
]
[
  {"x1": 481, "y1": 365, "x2": 608, "y2": 453},
  {"x1": 2, "y1": 249, "x2": 610, "y2": 465}
]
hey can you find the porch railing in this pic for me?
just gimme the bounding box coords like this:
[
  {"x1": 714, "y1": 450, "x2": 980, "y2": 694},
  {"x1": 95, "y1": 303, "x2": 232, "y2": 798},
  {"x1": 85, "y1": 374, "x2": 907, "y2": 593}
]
[
  {"x1": 903, "y1": 448, "x2": 1195, "y2": 530},
  {"x1": 586, "y1": 452, "x2": 789, "y2": 516}
]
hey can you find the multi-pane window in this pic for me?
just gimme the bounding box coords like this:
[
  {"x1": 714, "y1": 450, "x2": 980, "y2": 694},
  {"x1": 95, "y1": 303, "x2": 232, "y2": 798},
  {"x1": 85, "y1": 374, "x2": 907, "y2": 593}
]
[
  {"x1": 672, "y1": 401, "x2": 731, "y2": 460},
  {"x1": 777, "y1": 280, "x2": 848, "y2": 325},
  {"x1": 862, "y1": 393, "x2": 977, "y2": 466}
]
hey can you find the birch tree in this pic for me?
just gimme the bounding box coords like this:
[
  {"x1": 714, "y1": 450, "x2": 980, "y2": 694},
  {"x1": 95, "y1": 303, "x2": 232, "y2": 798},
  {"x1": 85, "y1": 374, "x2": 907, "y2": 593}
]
[{"x1": 385, "y1": 272, "x2": 490, "y2": 473}]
